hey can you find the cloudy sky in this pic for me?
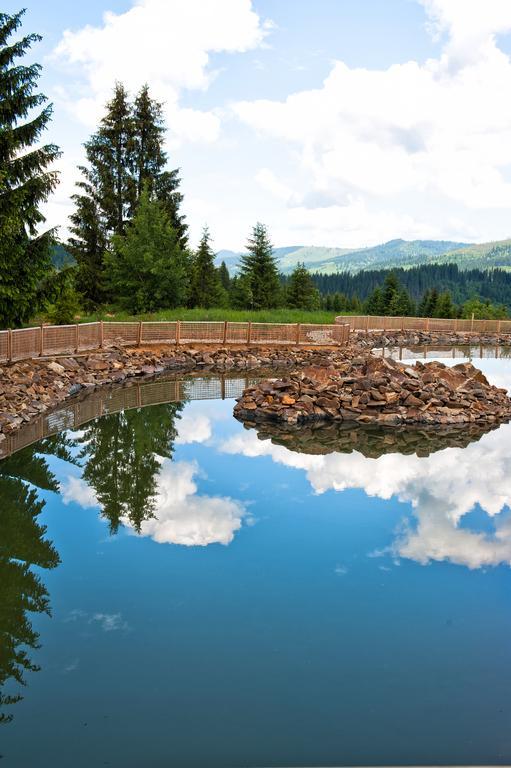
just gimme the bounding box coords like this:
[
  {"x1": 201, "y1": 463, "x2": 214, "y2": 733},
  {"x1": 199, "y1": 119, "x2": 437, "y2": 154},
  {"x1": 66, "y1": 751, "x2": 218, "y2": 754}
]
[{"x1": 8, "y1": 0, "x2": 511, "y2": 249}]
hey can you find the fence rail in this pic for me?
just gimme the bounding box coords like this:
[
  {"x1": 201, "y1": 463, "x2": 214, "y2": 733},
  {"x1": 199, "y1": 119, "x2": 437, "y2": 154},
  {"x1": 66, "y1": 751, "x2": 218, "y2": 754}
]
[
  {"x1": 0, "y1": 320, "x2": 350, "y2": 364},
  {"x1": 336, "y1": 315, "x2": 511, "y2": 334}
]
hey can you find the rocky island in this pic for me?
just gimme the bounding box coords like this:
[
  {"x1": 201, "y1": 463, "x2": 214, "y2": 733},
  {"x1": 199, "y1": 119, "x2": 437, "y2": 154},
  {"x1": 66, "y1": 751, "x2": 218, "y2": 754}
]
[{"x1": 234, "y1": 354, "x2": 511, "y2": 427}]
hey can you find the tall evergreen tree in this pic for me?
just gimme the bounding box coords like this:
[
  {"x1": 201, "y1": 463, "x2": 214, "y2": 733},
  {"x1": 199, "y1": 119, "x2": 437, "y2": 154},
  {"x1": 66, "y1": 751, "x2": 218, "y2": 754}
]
[
  {"x1": 218, "y1": 260, "x2": 230, "y2": 292},
  {"x1": 189, "y1": 227, "x2": 223, "y2": 308},
  {"x1": 69, "y1": 83, "x2": 187, "y2": 305},
  {"x1": 132, "y1": 84, "x2": 187, "y2": 246},
  {"x1": 286, "y1": 263, "x2": 320, "y2": 310},
  {"x1": 0, "y1": 10, "x2": 61, "y2": 327},
  {"x1": 239, "y1": 222, "x2": 281, "y2": 309},
  {"x1": 105, "y1": 188, "x2": 188, "y2": 313}
]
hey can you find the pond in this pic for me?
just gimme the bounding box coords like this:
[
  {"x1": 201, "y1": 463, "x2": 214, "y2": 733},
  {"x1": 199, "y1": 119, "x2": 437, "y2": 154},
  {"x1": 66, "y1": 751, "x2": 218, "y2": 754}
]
[{"x1": 2, "y1": 351, "x2": 511, "y2": 767}]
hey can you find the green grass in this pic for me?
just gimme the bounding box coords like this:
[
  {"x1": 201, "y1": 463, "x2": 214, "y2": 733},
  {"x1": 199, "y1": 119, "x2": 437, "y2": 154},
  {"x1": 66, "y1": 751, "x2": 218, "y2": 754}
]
[{"x1": 75, "y1": 307, "x2": 348, "y2": 325}]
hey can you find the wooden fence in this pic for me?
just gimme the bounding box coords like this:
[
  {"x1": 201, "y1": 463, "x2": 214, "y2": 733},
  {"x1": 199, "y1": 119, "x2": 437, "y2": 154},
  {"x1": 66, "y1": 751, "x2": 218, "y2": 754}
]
[
  {"x1": 336, "y1": 315, "x2": 511, "y2": 334},
  {"x1": 0, "y1": 320, "x2": 350, "y2": 364}
]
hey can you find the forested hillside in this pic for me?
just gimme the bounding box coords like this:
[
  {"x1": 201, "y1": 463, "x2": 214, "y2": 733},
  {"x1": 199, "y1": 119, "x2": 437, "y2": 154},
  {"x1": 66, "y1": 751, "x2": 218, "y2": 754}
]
[{"x1": 312, "y1": 264, "x2": 511, "y2": 308}]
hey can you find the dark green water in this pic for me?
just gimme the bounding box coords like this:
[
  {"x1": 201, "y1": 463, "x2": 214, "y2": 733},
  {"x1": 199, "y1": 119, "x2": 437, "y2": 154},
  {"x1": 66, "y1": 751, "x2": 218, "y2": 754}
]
[{"x1": 1, "y1": 356, "x2": 511, "y2": 766}]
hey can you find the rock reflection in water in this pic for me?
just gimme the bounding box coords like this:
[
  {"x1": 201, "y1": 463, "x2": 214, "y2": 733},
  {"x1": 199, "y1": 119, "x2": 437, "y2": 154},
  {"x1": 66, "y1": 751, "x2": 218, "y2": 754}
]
[{"x1": 237, "y1": 417, "x2": 501, "y2": 458}]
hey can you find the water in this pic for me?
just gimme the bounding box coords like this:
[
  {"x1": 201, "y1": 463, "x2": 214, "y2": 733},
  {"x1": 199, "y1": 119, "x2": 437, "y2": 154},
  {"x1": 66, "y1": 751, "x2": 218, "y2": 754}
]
[{"x1": 2, "y1": 355, "x2": 511, "y2": 766}]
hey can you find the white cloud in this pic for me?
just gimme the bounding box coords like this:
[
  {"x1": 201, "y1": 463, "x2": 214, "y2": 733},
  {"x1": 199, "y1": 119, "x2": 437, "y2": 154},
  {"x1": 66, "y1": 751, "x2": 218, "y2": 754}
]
[
  {"x1": 134, "y1": 459, "x2": 248, "y2": 546},
  {"x1": 52, "y1": 0, "x2": 270, "y2": 144},
  {"x1": 233, "y1": 0, "x2": 511, "y2": 245},
  {"x1": 175, "y1": 412, "x2": 212, "y2": 445},
  {"x1": 221, "y1": 417, "x2": 511, "y2": 570},
  {"x1": 90, "y1": 612, "x2": 129, "y2": 632},
  {"x1": 61, "y1": 475, "x2": 98, "y2": 508}
]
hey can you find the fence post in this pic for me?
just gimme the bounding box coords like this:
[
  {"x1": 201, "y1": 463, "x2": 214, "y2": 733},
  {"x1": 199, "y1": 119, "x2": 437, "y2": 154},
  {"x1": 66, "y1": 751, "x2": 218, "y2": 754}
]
[
  {"x1": 426, "y1": 317, "x2": 430, "y2": 332},
  {"x1": 401, "y1": 316, "x2": 404, "y2": 331},
  {"x1": 498, "y1": 320, "x2": 501, "y2": 334},
  {"x1": 137, "y1": 321, "x2": 142, "y2": 346},
  {"x1": 471, "y1": 312, "x2": 474, "y2": 333},
  {"x1": 40, "y1": 325, "x2": 44, "y2": 356},
  {"x1": 99, "y1": 320, "x2": 104, "y2": 348},
  {"x1": 247, "y1": 321, "x2": 252, "y2": 345},
  {"x1": 74, "y1": 324, "x2": 79, "y2": 353},
  {"x1": 296, "y1": 323, "x2": 300, "y2": 345},
  {"x1": 454, "y1": 318, "x2": 458, "y2": 332},
  {"x1": 365, "y1": 315, "x2": 369, "y2": 335},
  {"x1": 7, "y1": 329, "x2": 12, "y2": 363},
  {"x1": 176, "y1": 320, "x2": 181, "y2": 346}
]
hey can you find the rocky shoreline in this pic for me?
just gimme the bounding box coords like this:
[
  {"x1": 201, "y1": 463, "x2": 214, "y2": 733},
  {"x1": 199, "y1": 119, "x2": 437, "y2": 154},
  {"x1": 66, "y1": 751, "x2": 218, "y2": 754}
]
[
  {"x1": 0, "y1": 343, "x2": 352, "y2": 442},
  {"x1": 2, "y1": 331, "x2": 511, "y2": 446},
  {"x1": 234, "y1": 355, "x2": 511, "y2": 427},
  {"x1": 354, "y1": 329, "x2": 511, "y2": 348}
]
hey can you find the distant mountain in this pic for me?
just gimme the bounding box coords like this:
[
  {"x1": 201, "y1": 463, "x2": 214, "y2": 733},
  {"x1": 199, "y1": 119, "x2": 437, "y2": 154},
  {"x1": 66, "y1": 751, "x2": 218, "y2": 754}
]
[
  {"x1": 51, "y1": 244, "x2": 75, "y2": 269},
  {"x1": 215, "y1": 238, "x2": 477, "y2": 275}
]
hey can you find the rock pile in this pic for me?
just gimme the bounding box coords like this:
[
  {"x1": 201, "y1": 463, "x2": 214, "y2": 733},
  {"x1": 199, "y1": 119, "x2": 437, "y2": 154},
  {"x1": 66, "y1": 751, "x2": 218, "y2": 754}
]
[
  {"x1": 0, "y1": 344, "x2": 352, "y2": 440},
  {"x1": 234, "y1": 355, "x2": 511, "y2": 427}
]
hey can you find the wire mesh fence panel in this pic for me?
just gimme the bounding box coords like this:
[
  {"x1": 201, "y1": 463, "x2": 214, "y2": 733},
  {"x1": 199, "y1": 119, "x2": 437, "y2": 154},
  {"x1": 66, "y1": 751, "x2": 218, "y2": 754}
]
[
  {"x1": 78, "y1": 322, "x2": 101, "y2": 351},
  {"x1": 179, "y1": 321, "x2": 225, "y2": 344},
  {"x1": 140, "y1": 379, "x2": 181, "y2": 406},
  {"x1": 43, "y1": 324, "x2": 77, "y2": 355},
  {"x1": 299, "y1": 324, "x2": 345, "y2": 345},
  {"x1": 182, "y1": 377, "x2": 224, "y2": 400},
  {"x1": 225, "y1": 322, "x2": 250, "y2": 343},
  {"x1": 0, "y1": 330, "x2": 9, "y2": 362},
  {"x1": 45, "y1": 406, "x2": 77, "y2": 435},
  {"x1": 103, "y1": 322, "x2": 140, "y2": 345},
  {"x1": 223, "y1": 377, "x2": 251, "y2": 399},
  {"x1": 141, "y1": 321, "x2": 177, "y2": 344},
  {"x1": 500, "y1": 320, "x2": 511, "y2": 333},
  {"x1": 250, "y1": 323, "x2": 298, "y2": 345},
  {"x1": 11, "y1": 327, "x2": 40, "y2": 360}
]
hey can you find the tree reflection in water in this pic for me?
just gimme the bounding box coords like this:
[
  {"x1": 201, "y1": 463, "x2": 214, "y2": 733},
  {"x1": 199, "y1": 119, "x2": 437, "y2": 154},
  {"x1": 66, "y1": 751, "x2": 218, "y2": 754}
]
[
  {"x1": 0, "y1": 437, "x2": 73, "y2": 724},
  {"x1": 76, "y1": 402, "x2": 183, "y2": 533}
]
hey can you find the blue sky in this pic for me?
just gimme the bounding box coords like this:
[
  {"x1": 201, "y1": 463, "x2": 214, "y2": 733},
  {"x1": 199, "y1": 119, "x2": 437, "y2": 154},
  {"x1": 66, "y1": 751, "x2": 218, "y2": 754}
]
[{"x1": 6, "y1": 0, "x2": 511, "y2": 250}]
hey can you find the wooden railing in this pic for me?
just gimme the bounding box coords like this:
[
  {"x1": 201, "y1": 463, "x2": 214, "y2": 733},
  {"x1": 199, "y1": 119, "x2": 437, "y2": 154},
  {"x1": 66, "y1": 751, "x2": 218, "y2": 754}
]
[
  {"x1": 336, "y1": 315, "x2": 511, "y2": 334},
  {"x1": 0, "y1": 320, "x2": 350, "y2": 364}
]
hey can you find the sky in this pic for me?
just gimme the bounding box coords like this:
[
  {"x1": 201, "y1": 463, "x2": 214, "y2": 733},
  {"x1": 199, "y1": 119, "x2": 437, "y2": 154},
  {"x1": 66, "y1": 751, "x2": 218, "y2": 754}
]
[{"x1": 6, "y1": 0, "x2": 511, "y2": 250}]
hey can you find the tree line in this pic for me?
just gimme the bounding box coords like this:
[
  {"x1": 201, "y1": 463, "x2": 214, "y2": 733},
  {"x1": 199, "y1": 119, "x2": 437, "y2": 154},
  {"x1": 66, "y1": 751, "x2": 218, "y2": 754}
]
[
  {"x1": 329, "y1": 271, "x2": 508, "y2": 320},
  {"x1": 0, "y1": 9, "x2": 508, "y2": 328}
]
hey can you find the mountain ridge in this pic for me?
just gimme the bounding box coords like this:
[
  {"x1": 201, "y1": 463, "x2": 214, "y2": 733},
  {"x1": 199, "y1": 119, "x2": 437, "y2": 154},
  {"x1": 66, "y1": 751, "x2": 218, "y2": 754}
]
[{"x1": 215, "y1": 238, "x2": 511, "y2": 274}]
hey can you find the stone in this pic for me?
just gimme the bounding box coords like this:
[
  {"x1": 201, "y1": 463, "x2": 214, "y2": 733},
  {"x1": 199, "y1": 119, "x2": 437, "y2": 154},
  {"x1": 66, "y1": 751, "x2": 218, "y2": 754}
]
[{"x1": 47, "y1": 361, "x2": 65, "y2": 375}]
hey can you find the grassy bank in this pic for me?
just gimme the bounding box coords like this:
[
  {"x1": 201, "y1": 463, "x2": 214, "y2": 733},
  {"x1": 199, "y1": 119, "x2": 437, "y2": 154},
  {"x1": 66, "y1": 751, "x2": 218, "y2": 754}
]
[{"x1": 75, "y1": 307, "x2": 347, "y2": 324}]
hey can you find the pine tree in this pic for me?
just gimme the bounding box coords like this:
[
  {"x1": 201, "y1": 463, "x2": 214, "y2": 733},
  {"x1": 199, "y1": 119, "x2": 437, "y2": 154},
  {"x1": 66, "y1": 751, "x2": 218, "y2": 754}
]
[
  {"x1": 105, "y1": 189, "x2": 188, "y2": 313},
  {"x1": 0, "y1": 10, "x2": 61, "y2": 327},
  {"x1": 239, "y1": 222, "x2": 281, "y2": 309},
  {"x1": 69, "y1": 83, "x2": 187, "y2": 306},
  {"x1": 434, "y1": 290, "x2": 455, "y2": 318},
  {"x1": 218, "y1": 260, "x2": 230, "y2": 292},
  {"x1": 67, "y1": 171, "x2": 108, "y2": 305},
  {"x1": 364, "y1": 287, "x2": 383, "y2": 315},
  {"x1": 286, "y1": 263, "x2": 320, "y2": 310},
  {"x1": 380, "y1": 271, "x2": 400, "y2": 314},
  {"x1": 132, "y1": 84, "x2": 187, "y2": 247},
  {"x1": 189, "y1": 227, "x2": 223, "y2": 308}
]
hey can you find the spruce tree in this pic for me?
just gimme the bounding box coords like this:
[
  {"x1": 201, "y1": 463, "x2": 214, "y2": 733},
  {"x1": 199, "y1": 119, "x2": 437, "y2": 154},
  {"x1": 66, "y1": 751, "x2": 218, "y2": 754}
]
[
  {"x1": 105, "y1": 188, "x2": 188, "y2": 313},
  {"x1": 0, "y1": 10, "x2": 61, "y2": 327},
  {"x1": 364, "y1": 287, "x2": 383, "y2": 315},
  {"x1": 218, "y1": 260, "x2": 230, "y2": 292},
  {"x1": 189, "y1": 227, "x2": 222, "y2": 308},
  {"x1": 287, "y1": 263, "x2": 320, "y2": 310},
  {"x1": 239, "y1": 222, "x2": 281, "y2": 309},
  {"x1": 132, "y1": 84, "x2": 187, "y2": 246},
  {"x1": 69, "y1": 83, "x2": 187, "y2": 305}
]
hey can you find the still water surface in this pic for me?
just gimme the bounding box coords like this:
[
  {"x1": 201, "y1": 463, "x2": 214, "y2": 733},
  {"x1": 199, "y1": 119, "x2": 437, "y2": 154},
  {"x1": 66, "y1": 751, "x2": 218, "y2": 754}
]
[{"x1": 2, "y1": 351, "x2": 511, "y2": 766}]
